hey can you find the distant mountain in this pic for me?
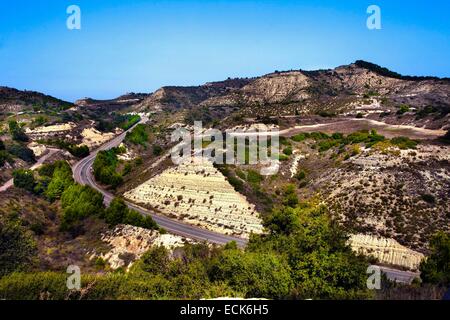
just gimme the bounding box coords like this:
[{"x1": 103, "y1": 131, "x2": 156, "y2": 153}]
[
  {"x1": 0, "y1": 86, "x2": 73, "y2": 113},
  {"x1": 135, "y1": 61, "x2": 450, "y2": 126},
  {"x1": 75, "y1": 93, "x2": 151, "y2": 112}
]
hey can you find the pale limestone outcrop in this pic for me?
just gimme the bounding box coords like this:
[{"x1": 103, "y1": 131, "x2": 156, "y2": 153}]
[
  {"x1": 349, "y1": 234, "x2": 425, "y2": 271},
  {"x1": 124, "y1": 158, "x2": 264, "y2": 238},
  {"x1": 27, "y1": 142, "x2": 47, "y2": 157},
  {"x1": 25, "y1": 122, "x2": 76, "y2": 134},
  {"x1": 78, "y1": 127, "x2": 118, "y2": 148},
  {"x1": 96, "y1": 224, "x2": 190, "y2": 270}
]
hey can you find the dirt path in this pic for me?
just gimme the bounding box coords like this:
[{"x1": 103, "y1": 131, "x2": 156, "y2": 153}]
[
  {"x1": 0, "y1": 148, "x2": 60, "y2": 193},
  {"x1": 281, "y1": 119, "x2": 447, "y2": 140}
]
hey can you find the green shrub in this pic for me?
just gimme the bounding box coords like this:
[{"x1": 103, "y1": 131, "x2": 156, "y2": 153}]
[
  {"x1": 397, "y1": 104, "x2": 410, "y2": 115},
  {"x1": 60, "y1": 184, "x2": 104, "y2": 230},
  {"x1": 291, "y1": 133, "x2": 310, "y2": 142},
  {"x1": 420, "y1": 232, "x2": 450, "y2": 286},
  {"x1": 283, "y1": 147, "x2": 293, "y2": 156},
  {"x1": 7, "y1": 144, "x2": 35, "y2": 163},
  {"x1": 44, "y1": 161, "x2": 74, "y2": 201},
  {"x1": 0, "y1": 220, "x2": 36, "y2": 277},
  {"x1": 67, "y1": 145, "x2": 90, "y2": 158},
  {"x1": 8, "y1": 121, "x2": 28, "y2": 142},
  {"x1": 13, "y1": 169, "x2": 35, "y2": 192},
  {"x1": 153, "y1": 145, "x2": 163, "y2": 156},
  {"x1": 93, "y1": 150, "x2": 123, "y2": 188},
  {"x1": 390, "y1": 136, "x2": 418, "y2": 149},
  {"x1": 125, "y1": 124, "x2": 148, "y2": 146}
]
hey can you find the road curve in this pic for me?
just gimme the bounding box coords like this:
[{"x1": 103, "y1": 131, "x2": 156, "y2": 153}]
[
  {"x1": 72, "y1": 122, "x2": 248, "y2": 247},
  {"x1": 72, "y1": 121, "x2": 420, "y2": 282}
]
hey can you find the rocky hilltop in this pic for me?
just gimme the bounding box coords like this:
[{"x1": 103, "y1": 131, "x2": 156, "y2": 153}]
[
  {"x1": 135, "y1": 61, "x2": 450, "y2": 129},
  {"x1": 0, "y1": 86, "x2": 73, "y2": 113}
]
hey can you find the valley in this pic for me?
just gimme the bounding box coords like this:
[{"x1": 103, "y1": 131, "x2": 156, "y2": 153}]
[{"x1": 0, "y1": 61, "x2": 449, "y2": 300}]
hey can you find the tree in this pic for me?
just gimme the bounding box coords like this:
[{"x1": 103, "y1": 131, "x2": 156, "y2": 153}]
[
  {"x1": 209, "y1": 248, "x2": 292, "y2": 299},
  {"x1": 104, "y1": 197, "x2": 127, "y2": 225},
  {"x1": 13, "y1": 169, "x2": 35, "y2": 192},
  {"x1": 125, "y1": 124, "x2": 148, "y2": 146},
  {"x1": 93, "y1": 150, "x2": 123, "y2": 188},
  {"x1": 0, "y1": 219, "x2": 36, "y2": 276},
  {"x1": 420, "y1": 232, "x2": 450, "y2": 286},
  {"x1": 7, "y1": 144, "x2": 35, "y2": 163},
  {"x1": 105, "y1": 197, "x2": 159, "y2": 230},
  {"x1": 264, "y1": 206, "x2": 300, "y2": 235},
  {"x1": 60, "y1": 184, "x2": 104, "y2": 230},
  {"x1": 45, "y1": 162, "x2": 74, "y2": 201},
  {"x1": 8, "y1": 120, "x2": 28, "y2": 142},
  {"x1": 68, "y1": 144, "x2": 89, "y2": 158}
]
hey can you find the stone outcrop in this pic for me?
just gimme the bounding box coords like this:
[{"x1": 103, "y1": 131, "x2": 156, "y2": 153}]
[
  {"x1": 95, "y1": 224, "x2": 191, "y2": 270},
  {"x1": 349, "y1": 234, "x2": 425, "y2": 271},
  {"x1": 124, "y1": 158, "x2": 264, "y2": 238}
]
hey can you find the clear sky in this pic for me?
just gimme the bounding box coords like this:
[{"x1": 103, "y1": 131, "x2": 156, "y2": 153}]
[{"x1": 0, "y1": 0, "x2": 449, "y2": 102}]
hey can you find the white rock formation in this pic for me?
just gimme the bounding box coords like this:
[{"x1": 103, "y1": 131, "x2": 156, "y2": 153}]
[
  {"x1": 78, "y1": 127, "x2": 118, "y2": 148},
  {"x1": 97, "y1": 224, "x2": 190, "y2": 270},
  {"x1": 124, "y1": 158, "x2": 264, "y2": 238},
  {"x1": 349, "y1": 234, "x2": 425, "y2": 271}
]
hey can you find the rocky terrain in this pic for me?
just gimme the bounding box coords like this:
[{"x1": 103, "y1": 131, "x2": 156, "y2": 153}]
[
  {"x1": 92, "y1": 224, "x2": 192, "y2": 270},
  {"x1": 134, "y1": 61, "x2": 450, "y2": 131},
  {"x1": 124, "y1": 158, "x2": 264, "y2": 238},
  {"x1": 349, "y1": 234, "x2": 424, "y2": 271},
  {"x1": 318, "y1": 144, "x2": 450, "y2": 251},
  {"x1": 1, "y1": 60, "x2": 449, "y2": 281}
]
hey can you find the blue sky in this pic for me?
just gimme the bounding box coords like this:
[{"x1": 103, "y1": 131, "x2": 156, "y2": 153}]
[{"x1": 0, "y1": 0, "x2": 449, "y2": 101}]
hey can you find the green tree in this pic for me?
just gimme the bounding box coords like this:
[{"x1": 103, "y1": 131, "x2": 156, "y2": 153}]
[
  {"x1": 45, "y1": 162, "x2": 74, "y2": 201},
  {"x1": 105, "y1": 197, "x2": 159, "y2": 230},
  {"x1": 209, "y1": 249, "x2": 292, "y2": 299},
  {"x1": 0, "y1": 219, "x2": 36, "y2": 277},
  {"x1": 60, "y1": 184, "x2": 104, "y2": 230},
  {"x1": 104, "y1": 197, "x2": 128, "y2": 225},
  {"x1": 93, "y1": 150, "x2": 123, "y2": 188},
  {"x1": 13, "y1": 169, "x2": 35, "y2": 192},
  {"x1": 8, "y1": 120, "x2": 28, "y2": 142},
  {"x1": 7, "y1": 144, "x2": 35, "y2": 163},
  {"x1": 125, "y1": 124, "x2": 149, "y2": 146},
  {"x1": 420, "y1": 232, "x2": 450, "y2": 286}
]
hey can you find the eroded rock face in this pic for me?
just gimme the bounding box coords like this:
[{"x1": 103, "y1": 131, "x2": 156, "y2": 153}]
[
  {"x1": 78, "y1": 127, "x2": 118, "y2": 148},
  {"x1": 124, "y1": 158, "x2": 264, "y2": 238},
  {"x1": 349, "y1": 234, "x2": 425, "y2": 271},
  {"x1": 96, "y1": 224, "x2": 190, "y2": 270},
  {"x1": 321, "y1": 144, "x2": 450, "y2": 251}
]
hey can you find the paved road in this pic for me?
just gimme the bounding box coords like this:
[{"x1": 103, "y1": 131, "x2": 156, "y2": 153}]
[
  {"x1": 72, "y1": 121, "x2": 420, "y2": 282},
  {"x1": 72, "y1": 122, "x2": 247, "y2": 247},
  {"x1": 0, "y1": 148, "x2": 60, "y2": 193},
  {"x1": 377, "y1": 266, "x2": 420, "y2": 284}
]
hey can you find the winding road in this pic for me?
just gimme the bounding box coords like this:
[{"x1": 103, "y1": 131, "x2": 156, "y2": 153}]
[
  {"x1": 72, "y1": 121, "x2": 248, "y2": 247},
  {"x1": 72, "y1": 119, "x2": 421, "y2": 283}
]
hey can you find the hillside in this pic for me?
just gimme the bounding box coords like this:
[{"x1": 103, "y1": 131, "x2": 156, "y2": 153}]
[
  {"x1": 0, "y1": 87, "x2": 73, "y2": 113},
  {"x1": 135, "y1": 61, "x2": 450, "y2": 130}
]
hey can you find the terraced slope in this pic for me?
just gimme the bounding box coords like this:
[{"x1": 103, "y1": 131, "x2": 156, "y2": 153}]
[{"x1": 124, "y1": 158, "x2": 264, "y2": 238}]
